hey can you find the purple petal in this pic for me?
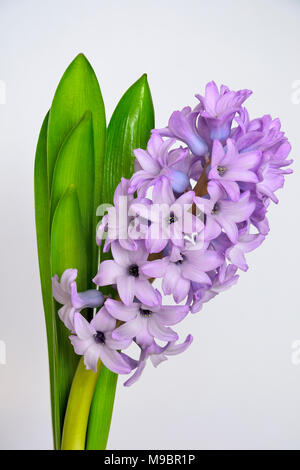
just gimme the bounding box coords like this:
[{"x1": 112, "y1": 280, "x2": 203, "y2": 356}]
[
  {"x1": 61, "y1": 268, "x2": 78, "y2": 292},
  {"x1": 156, "y1": 304, "x2": 189, "y2": 325},
  {"x1": 135, "y1": 328, "x2": 154, "y2": 348},
  {"x1": 133, "y1": 148, "x2": 160, "y2": 174},
  {"x1": 173, "y1": 278, "x2": 191, "y2": 303},
  {"x1": 161, "y1": 263, "x2": 181, "y2": 295},
  {"x1": 73, "y1": 312, "x2": 95, "y2": 339},
  {"x1": 181, "y1": 262, "x2": 212, "y2": 284},
  {"x1": 204, "y1": 216, "x2": 222, "y2": 240},
  {"x1": 58, "y1": 305, "x2": 76, "y2": 331},
  {"x1": 227, "y1": 247, "x2": 248, "y2": 271},
  {"x1": 120, "y1": 352, "x2": 139, "y2": 370},
  {"x1": 211, "y1": 139, "x2": 225, "y2": 167},
  {"x1": 105, "y1": 332, "x2": 132, "y2": 351},
  {"x1": 141, "y1": 258, "x2": 168, "y2": 278},
  {"x1": 152, "y1": 176, "x2": 175, "y2": 206},
  {"x1": 105, "y1": 298, "x2": 138, "y2": 321},
  {"x1": 111, "y1": 242, "x2": 132, "y2": 267},
  {"x1": 113, "y1": 317, "x2": 142, "y2": 340},
  {"x1": 146, "y1": 233, "x2": 169, "y2": 254},
  {"x1": 52, "y1": 275, "x2": 68, "y2": 304},
  {"x1": 234, "y1": 150, "x2": 262, "y2": 169},
  {"x1": 70, "y1": 335, "x2": 94, "y2": 356},
  {"x1": 168, "y1": 110, "x2": 208, "y2": 156},
  {"x1": 148, "y1": 318, "x2": 178, "y2": 342},
  {"x1": 93, "y1": 260, "x2": 125, "y2": 286},
  {"x1": 185, "y1": 249, "x2": 224, "y2": 272},
  {"x1": 116, "y1": 275, "x2": 135, "y2": 306},
  {"x1": 83, "y1": 343, "x2": 101, "y2": 373},
  {"x1": 99, "y1": 346, "x2": 132, "y2": 374},
  {"x1": 218, "y1": 180, "x2": 240, "y2": 202},
  {"x1": 124, "y1": 359, "x2": 147, "y2": 387},
  {"x1": 164, "y1": 334, "x2": 193, "y2": 356},
  {"x1": 71, "y1": 285, "x2": 104, "y2": 309},
  {"x1": 134, "y1": 279, "x2": 159, "y2": 306},
  {"x1": 91, "y1": 307, "x2": 116, "y2": 333},
  {"x1": 169, "y1": 169, "x2": 189, "y2": 193},
  {"x1": 217, "y1": 214, "x2": 238, "y2": 243}
]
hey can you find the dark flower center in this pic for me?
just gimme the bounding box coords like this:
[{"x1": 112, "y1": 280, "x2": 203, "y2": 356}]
[
  {"x1": 217, "y1": 165, "x2": 227, "y2": 176},
  {"x1": 94, "y1": 331, "x2": 105, "y2": 344},
  {"x1": 176, "y1": 254, "x2": 185, "y2": 265},
  {"x1": 168, "y1": 211, "x2": 178, "y2": 224},
  {"x1": 139, "y1": 308, "x2": 152, "y2": 317},
  {"x1": 128, "y1": 264, "x2": 139, "y2": 277},
  {"x1": 211, "y1": 203, "x2": 219, "y2": 215}
]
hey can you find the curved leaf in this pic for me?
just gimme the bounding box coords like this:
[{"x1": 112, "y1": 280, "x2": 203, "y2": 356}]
[
  {"x1": 34, "y1": 111, "x2": 60, "y2": 449},
  {"x1": 86, "y1": 366, "x2": 118, "y2": 450},
  {"x1": 51, "y1": 111, "x2": 94, "y2": 282},
  {"x1": 51, "y1": 185, "x2": 88, "y2": 437},
  {"x1": 47, "y1": 53, "x2": 106, "y2": 273},
  {"x1": 102, "y1": 73, "x2": 154, "y2": 204}
]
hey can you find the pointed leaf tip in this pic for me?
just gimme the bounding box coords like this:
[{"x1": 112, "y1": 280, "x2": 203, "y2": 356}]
[{"x1": 102, "y1": 74, "x2": 154, "y2": 203}]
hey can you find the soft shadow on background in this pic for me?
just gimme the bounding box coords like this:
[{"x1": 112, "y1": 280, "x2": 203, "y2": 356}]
[{"x1": 0, "y1": 0, "x2": 299, "y2": 450}]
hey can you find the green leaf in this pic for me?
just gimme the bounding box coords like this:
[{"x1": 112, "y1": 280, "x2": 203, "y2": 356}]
[
  {"x1": 34, "y1": 111, "x2": 60, "y2": 449},
  {"x1": 50, "y1": 111, "x2": 94, "y2": 283},
  {"x1": 86, "y1": 74, "x2": 155, "y2": 450},
  {"x1": 86, "y1": 366, "x2": 118, "y2": 450},
  {"x1": 51, "y1": 185, "x2": 88, "y2": 440},
  {"x1": 102, "y1": 73, "x2": 154, "y2": 204},
  {"x1": 47, "y1": 53, "x2": 106, "y2": 273}
]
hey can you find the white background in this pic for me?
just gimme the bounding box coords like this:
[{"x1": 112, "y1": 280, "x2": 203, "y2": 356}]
[{"x1": 0, "y1": 0, "x2": 299, "y2": 450}]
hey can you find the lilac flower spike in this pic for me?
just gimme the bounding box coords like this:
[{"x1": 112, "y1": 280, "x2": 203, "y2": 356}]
[
  {"x1": 70, "y1": 308, "x2": 132, "y2": 374},
  {"x1": 54, "y1": 81, "x2": 292, "y2": 385},
  {"x1": 52, "y1": 269, "x2": 104, "y2": 330}
]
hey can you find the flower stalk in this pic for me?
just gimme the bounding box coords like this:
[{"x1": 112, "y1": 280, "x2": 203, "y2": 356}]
[{"x1": 61, "y1": 357, "x2": 101, "y2": 450}]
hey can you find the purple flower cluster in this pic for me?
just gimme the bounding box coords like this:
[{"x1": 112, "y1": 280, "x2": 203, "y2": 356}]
[{"x1": 52, "y1": 82, "x2": 292, "y2": 385}]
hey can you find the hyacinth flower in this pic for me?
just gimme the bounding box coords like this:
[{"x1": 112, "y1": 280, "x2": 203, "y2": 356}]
[
  {"x1": 35, "y1": 54, "x2": 292, "y2": 451},
  {"x1": 157, "y1": 107, "x2": 209, "y2": 157},
  {"x1": 105, "y1": 293, "x2": 189, "y2": 347},
  {"x1": 93, "y1": 241, "x2": 159, "y2": 306},
  {"x1": 70, "y1": 309, "x2": 133, "y2": 374},
  {"x1": 129, "y1": 131, "x2": 190, "y2": 196},
  {"x1": 195, "y1": 182, "x2": 256, "y2": 243},
  {"x1": 52, "y1": 269, "x2": 104, "y2": 330},
  {"x1": 194, "y1": 81, "x2": 252, "y2": 141},
  {"x1": 208, "y1": 138, "x2": 262, "y2": 201},
  {"x1": 142, "y1": 245, "x2": 224, "y2": 303}
]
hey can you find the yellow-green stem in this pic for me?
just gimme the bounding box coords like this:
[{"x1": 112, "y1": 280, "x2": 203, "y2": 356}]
[{"x1": 61, "y1": 357, "x2": 101, "y2": 450}]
